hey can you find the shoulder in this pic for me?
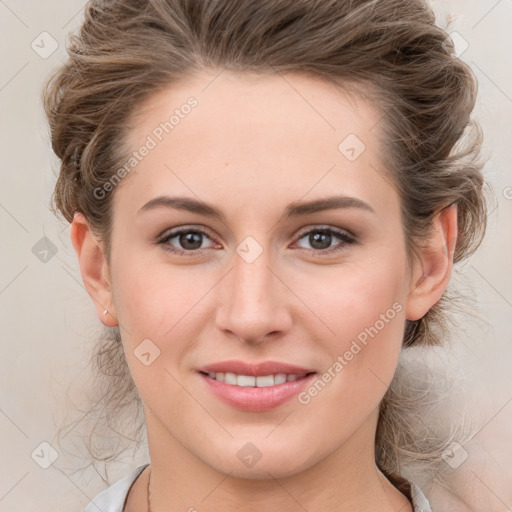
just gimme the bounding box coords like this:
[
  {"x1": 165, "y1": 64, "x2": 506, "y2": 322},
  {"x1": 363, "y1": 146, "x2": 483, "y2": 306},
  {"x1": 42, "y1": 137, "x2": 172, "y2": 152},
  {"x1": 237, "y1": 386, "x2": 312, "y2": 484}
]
[
  {"x1": 411, "y1": 482, "x2": 433, "y2": 512},
  {"x1": 81, "y1": 463, "x2": 150, "y2": 512},
  {"x1": 385, "y1": 470, "x2": 433, "y2": 512}
]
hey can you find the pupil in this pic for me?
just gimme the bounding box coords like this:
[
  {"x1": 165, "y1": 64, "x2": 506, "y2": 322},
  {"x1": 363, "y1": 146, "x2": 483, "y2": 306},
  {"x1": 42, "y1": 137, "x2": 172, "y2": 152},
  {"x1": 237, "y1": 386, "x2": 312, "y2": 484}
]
[
  {"x1": 180, "y1": 232, "x2": 202, "y2": 250},
  {"x1": 311, "y1": 232, "x2": 331, "y2": 250}
]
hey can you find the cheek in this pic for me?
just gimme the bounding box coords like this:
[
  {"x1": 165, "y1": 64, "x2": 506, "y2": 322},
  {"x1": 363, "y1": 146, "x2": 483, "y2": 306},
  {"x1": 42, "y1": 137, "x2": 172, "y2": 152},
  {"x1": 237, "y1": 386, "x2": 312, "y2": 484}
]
[
  {"x1": 111, "y1": 250, "x2": 186, "y2": 336},
  {"x1": 309, "y1": 253, "x2": 408, "y2": 389},
  {"x1": 315, "y1": 257, "x2": 407, "y2": 343},
  {"x1": 110, "y1": 258, "x2": 194, "y2": 408},
  {"x1": 109, "y1": 253, "x2": 207, "y2": 385}
]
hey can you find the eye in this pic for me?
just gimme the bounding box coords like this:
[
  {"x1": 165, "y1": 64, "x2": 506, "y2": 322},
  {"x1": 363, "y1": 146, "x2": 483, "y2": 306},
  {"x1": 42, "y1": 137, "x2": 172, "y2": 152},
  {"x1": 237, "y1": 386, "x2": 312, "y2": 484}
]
[
  {"x1": 157, "y1": 225, "x2": 355, "y2": 256},
  {"x1": 294, "y1": 227, "x2": 355, "y2": 255},
  {"x1": 157, "y1": 226, "x2": 217, "y2": 255}
]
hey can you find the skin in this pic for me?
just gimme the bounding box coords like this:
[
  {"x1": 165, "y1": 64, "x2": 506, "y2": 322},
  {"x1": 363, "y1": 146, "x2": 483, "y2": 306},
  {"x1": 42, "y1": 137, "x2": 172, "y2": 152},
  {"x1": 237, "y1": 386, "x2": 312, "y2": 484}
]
[{"x1": 70, "y1": 70, "x2": 458, "y2": 512}]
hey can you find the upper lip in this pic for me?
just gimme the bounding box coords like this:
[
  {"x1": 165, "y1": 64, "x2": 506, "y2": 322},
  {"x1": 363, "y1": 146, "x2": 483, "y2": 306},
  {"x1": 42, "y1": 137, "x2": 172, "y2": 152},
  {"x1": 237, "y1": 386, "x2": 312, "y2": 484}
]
[{"x1": 199, "y1": 360, "x2": 316, "y2": 377}]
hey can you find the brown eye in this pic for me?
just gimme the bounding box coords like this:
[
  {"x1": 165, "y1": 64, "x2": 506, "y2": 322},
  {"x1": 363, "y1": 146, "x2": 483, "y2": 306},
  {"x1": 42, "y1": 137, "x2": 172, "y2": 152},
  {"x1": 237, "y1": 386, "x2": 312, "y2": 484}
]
[
  {"x1": 294, "y1": 227, "x2": 355, "y2": 255},
  {"x1": 158, "y1": 227, "x2": 215, "y2": 255}
]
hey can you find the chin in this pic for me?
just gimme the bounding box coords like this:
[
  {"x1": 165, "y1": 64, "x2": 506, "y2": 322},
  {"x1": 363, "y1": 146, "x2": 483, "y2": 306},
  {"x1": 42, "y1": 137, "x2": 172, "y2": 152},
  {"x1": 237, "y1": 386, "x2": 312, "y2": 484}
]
[{"x1": 202, "y1": 439, "x2": 319, "y2": 480}]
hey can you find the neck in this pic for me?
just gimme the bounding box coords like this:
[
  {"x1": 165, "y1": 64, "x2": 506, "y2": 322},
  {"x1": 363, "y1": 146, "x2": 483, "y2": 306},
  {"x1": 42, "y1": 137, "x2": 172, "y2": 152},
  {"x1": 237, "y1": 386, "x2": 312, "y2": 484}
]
[{"x1": 144, "y1": 408, "x2": 412, "y2": 512}]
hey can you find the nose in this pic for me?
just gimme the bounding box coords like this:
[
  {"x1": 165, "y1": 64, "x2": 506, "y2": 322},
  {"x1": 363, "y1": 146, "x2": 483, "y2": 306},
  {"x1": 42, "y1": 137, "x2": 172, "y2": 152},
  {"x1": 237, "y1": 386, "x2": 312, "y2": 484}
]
[{"x1": 215, "y1": 247, "x2": 293, "y2": 345}]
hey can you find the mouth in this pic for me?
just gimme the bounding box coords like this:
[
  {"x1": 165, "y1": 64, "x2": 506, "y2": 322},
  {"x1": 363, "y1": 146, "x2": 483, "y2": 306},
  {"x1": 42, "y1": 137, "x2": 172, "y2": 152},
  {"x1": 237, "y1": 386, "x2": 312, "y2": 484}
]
[{"x1": 198, "y1": 370, "x2": 318, "y2": 411}]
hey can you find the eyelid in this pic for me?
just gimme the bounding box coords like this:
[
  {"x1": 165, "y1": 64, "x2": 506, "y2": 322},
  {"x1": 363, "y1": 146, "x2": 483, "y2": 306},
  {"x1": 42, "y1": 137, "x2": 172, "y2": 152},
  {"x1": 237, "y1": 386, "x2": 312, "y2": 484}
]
[
  {"x1": 293, "y1": 224, "x2": 355, "y2": 240},
  {"x1": 157, "y1": 224, "x2": 216, "y2": 241}
]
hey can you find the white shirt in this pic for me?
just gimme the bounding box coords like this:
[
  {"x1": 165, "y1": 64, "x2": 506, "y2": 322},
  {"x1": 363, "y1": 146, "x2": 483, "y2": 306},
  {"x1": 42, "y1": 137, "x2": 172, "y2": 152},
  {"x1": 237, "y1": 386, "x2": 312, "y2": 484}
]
[{"x1": 82, "y1": 463, "x2": 433, "y2": 512}]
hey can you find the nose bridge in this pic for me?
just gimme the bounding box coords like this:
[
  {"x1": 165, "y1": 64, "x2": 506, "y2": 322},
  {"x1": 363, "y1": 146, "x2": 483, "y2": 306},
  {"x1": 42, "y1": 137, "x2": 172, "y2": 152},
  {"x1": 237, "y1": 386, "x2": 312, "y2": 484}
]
[{"x1": 216, "y1": 242, "x2": 291, "y2": 342}]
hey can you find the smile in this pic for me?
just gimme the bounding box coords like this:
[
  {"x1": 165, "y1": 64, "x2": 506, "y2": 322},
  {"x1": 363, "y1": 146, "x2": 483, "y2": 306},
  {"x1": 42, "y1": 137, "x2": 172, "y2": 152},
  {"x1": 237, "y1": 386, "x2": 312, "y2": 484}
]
[{"x1": 199, "y1": 371, "x2": 317, "y2": 411}]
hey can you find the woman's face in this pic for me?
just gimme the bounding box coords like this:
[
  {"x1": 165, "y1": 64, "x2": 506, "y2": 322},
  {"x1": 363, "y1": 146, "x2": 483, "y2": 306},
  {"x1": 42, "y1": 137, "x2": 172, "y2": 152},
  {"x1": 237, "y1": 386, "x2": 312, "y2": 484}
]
[{"x1": 100, "y1": 71, "x2": 424, "y2": 477}]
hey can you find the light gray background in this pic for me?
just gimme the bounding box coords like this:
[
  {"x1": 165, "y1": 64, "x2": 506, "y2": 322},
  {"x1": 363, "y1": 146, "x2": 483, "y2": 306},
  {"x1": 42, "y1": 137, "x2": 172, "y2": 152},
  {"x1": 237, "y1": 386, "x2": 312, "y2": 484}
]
[{"x1": 0, "y1": 1, "x2": 511, "y2": 511}]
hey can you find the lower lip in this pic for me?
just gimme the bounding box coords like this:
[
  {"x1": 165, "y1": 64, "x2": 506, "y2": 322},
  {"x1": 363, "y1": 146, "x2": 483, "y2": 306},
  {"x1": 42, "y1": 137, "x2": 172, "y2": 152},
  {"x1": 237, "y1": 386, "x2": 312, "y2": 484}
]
[{"x1": 199, "y1": 372, "x2": 317, "y2": 411}]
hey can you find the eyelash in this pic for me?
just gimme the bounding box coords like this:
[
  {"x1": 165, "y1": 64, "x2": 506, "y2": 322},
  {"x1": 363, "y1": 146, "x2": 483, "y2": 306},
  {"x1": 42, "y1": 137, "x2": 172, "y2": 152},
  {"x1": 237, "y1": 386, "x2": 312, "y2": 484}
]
[{"x1": 157, "y1": 225, "x2": 355, "y2": 256}]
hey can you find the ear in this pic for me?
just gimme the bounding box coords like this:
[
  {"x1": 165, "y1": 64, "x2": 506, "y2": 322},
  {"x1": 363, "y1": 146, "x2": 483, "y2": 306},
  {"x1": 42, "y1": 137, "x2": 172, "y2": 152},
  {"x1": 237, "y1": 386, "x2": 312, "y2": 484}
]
[
  {"x1": 405, "y1": 204, "x2": 458, "y2": 321},
  {"x1": 69, "y1": 212, "x2": 118, "y2": 327}
]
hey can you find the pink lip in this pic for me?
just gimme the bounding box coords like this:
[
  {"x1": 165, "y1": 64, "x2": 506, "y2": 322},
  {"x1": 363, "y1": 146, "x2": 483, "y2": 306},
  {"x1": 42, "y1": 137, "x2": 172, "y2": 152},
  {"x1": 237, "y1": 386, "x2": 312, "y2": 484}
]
[
  {"x1": 199, "y1": 372, "x2": 317, "y2": 411},
  {"x1": 198, "y1": 359, "x2": 316, "y2": 376}
]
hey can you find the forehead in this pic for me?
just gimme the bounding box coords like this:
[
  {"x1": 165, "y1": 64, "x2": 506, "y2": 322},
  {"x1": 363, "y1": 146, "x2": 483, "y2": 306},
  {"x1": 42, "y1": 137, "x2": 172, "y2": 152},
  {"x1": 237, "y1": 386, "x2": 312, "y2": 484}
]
[
  {"x1": 128, "y1": 70, "x2": 382, "y2": 149},
  {"x1": 114, "y1": 70, "x2": 395, "y2": 220}
]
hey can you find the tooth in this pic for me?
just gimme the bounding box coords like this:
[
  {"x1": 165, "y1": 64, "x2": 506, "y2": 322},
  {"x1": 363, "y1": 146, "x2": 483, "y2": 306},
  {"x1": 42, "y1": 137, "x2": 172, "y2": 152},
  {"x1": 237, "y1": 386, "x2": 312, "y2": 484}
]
[
  {"x1": 212, "y1": 372, "x2": 306, "y2": 386},
  {"x1": 224, "y1": 372, "x2": 237, "y2": 385},
  {"x1": 256, "y1": 375, "x2": 275, "y2": 387},
  {"x1": 237, "y1": 375, "x2": 256, "y2": 387},
  {"x1": 274, "y1": 374, "x2": 287, "y2": 385}
]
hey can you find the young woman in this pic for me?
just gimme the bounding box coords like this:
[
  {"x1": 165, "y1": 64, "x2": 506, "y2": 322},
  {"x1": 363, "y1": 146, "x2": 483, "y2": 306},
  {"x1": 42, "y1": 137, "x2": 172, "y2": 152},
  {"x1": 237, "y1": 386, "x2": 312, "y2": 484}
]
[{"x1": 43, "y1": 0, "x2": 488, "y2": 510}]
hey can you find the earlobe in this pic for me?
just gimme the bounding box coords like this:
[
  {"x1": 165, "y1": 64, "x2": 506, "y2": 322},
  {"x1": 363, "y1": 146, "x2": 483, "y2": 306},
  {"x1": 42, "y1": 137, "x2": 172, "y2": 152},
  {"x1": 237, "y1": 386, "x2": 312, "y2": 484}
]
[
  {"x1": 69, "y1": 212, "x2": 118, "y2": 327},
  {"x1": 405, "y1": 204, "x2": 458, "y2": 321}
]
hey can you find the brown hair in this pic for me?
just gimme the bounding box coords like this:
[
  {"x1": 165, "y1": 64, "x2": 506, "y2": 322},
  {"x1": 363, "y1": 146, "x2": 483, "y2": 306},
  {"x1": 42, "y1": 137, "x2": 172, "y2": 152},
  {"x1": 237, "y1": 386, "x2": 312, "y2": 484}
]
[{"x1": 43, "y1": 0, "x2": 489, "y2": 490}]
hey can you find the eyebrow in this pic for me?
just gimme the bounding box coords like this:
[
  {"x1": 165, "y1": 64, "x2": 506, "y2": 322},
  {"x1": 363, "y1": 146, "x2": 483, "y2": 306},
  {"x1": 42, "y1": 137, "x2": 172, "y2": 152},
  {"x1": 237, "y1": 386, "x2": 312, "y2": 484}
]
[{"x1": 138, "y1": 195, "x2": 375, "y2": 221}]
